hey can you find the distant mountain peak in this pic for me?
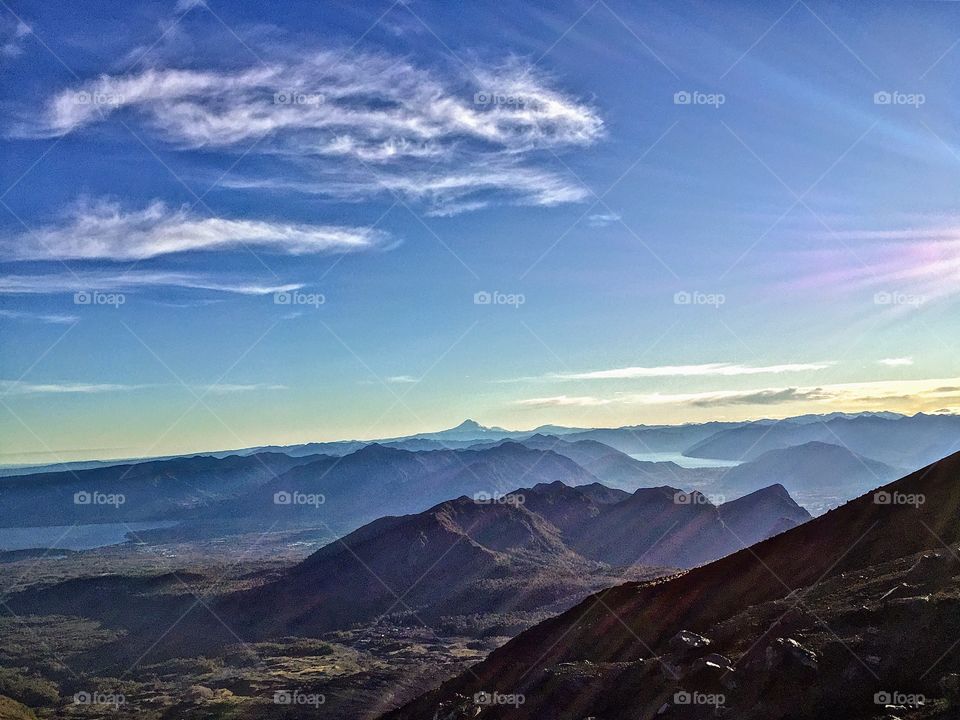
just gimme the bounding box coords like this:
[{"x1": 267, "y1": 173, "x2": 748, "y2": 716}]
[{"x1": 451, "y1": 419, "x2": 486, "y2": 431}]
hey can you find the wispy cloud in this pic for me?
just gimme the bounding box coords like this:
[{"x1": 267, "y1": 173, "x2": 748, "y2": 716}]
[
  {"x1": 0, "y1": 270, "x2": 302, "y2": 296},
  {"x1": 0, "y1": 380, "x2": 148, "y2": 396},
  {"x1": 587, "y1": 212, "x2": 620, "y2": 227},
  {"x1": 30, "y1": 50, "x2": 602, "y2": 215},
  {"x1": 4, "y1": 199, "x2": 386, "y2": 261},
  {"x1": 37, "y1": 56, "x2": 602, "y2": 153},
  {"x1": 506, "y1": 361, "x2": 835, "y2": 383},
  {"x1": 878, "y1": 357, "x2": 914, "y2": 367},
  {"x1": 0, "y1": 309, "x2": 78, "y2": 324},
  {"x1": 1, "y1": 380, "x2": 287, "y2": 397},
  {"x1": 515, "y1": 395, "x2": 613, "y2": 408},
  {"x1": 386, "y1": 375, "x2": 419, "y2": 384},
  {"x1": 684, "y1": 387, "x2": 831, "y2": 408},
  {"x1": 514, "y1": 377, "x2": 960, "y2": 413},
  {"x1": 198, "y1": 383, "x2": 287, "y2": 395},
  {"x1": 224, "y1": 161, "x2": 591, "y2": 215}
]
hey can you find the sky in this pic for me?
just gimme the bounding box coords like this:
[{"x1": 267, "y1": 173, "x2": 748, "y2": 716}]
[{"x1": 1, "y1": 0, "x2": 959, "y2": 464}]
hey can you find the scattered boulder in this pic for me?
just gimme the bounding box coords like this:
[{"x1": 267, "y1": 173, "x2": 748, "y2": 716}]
[
  {"x1": 765, "y1": 637, "x2": 818, "y2": 674},
  {"x1": 700, "y1": 653, "x2": 732, "y2": 668},
  {"x1": 669, "y1": 630, "x2": 712, "y2": 660},
  {"x1": 686, "y1": 654, "x2": 736, "y2": 692},
  {"x1": 186, "y1": 685, "x2": 215, "y2": 702}
]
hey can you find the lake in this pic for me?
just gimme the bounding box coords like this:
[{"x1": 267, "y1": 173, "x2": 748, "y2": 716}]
[
  {"x1": 0, "y1": 521, "x2": 179, "y2": 551},
  {"x1": 629, "y1": 452, "x2": 742, "y2": 468}
]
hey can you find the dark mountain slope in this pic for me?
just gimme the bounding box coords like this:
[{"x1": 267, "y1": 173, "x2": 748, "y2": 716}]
[
  {"x1": 219, "y1": 480, "x2": 809, "y2": 640},
  {"x1": 218, "y1": 496, "x2": 581, "y2": 638},
  {"x1": 0, "y1": 452, "x2": 315, "y2": 527},
  {"x1": 566, "y1": 485, "x2": 810, "y2": 568},
  {"x1": 387, "y1": 451, "x2": 960, "y2": 720},
  {"x1": 715, "y1": 441, "x2": 905, "y2": 513},
  {"x1": 717, "y1": 483, "x2": 813, "y2": 542}
]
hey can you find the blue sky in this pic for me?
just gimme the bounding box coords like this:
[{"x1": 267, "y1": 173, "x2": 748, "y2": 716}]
[{"x1": 1, "y1": 0, "x2": 959, "y2": 463}]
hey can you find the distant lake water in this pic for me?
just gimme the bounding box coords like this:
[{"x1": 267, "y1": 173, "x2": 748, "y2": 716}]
[
  {"x1": 0, "y1": 521, "x2": 178, "y2": 551},
  {"x1": 629, "y1": 452, "x2": 742, "y2": 468}
]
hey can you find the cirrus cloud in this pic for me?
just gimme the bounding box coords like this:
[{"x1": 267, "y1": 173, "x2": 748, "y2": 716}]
[
  {"x1": 513, "y1": 378, "x2": 960, "y2": 414},
  {"x1": 36, "y1": 54, "x2": 602, "y2": 154},
  {"x1": 3, "y1": 199, "x2": 386, "y2": 261},
  {"x1": 28, "y1": 50, "x2": 602, "y2": 216},
  {"x1": 0, "y1": 269, "x2": 303, "y2": 296},
  {"x1": 504, "y1": 361, "x2": 836, "y2": 383}
]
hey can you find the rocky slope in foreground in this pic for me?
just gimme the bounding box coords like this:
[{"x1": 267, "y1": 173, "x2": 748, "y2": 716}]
[{"x1": 386, "y1": 451, "x2": 960, "y2": 720}]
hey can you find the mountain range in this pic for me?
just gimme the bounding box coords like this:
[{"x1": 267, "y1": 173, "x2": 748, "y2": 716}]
[
  {"x1": 217, "y1": 479, "x2": 809, "y2": 641},
  {"x1": 387, "y1": 450, "x2": 960, "y2": 720},
  {"x1": 0, "y1": 440, "x2": 721, "y2": 539},
  {"x1": 5, "y1": 477, "x2": 810, "y2": 670}
]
